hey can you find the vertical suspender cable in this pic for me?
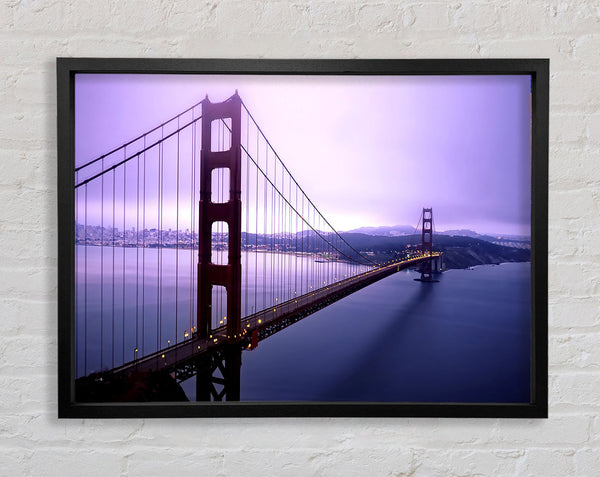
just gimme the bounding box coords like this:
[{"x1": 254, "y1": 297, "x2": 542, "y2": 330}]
[
  {"x1": 142, "y1": 136, "x2": 146, "y2": 354},
  {"x1": 273, "y1": 155, "x2": 277, "y2": 305},
  {"x1": 245, "y1": 112, "x2": 250, "y2": 318},
  {"x1": 136, "y1": 153, "x2": 140, "y2": 356},
  {"x1": 176, "y1": 119, "x2": 180, "y2": 342},
  {"x1": 75, "y1": 187, "x2": 78, "y2": 375},
  {"x1": 112, "y1": 169, "x2": 115, "y2": 368},
  {"x1": 100, "y1": 157, "x2": 104, "y2": 371},
  {"x1": 122, "y1": 149, "x2": 126, "y2": 363},
  {"x1": 262, "y1": 135, "x2": 266, "y2": 310},
  {"x1": 158, "y1": 130, "x2": 163, "y2": 349},
  {"x1": 293, "y1": 180, "x2": 296, "y2": 299},
  {"x1": 190, "y1": 112, "x2": 195, "y2": 333},
  {"x1": 254, "y1": 129, "x2": 258, "y2": 315},
  {"x1": 84, "y1": 184, "x2": 88, "y2": 375},
  {"x1": 269, "y1": 148, "x2": 274, "y2": 308}
]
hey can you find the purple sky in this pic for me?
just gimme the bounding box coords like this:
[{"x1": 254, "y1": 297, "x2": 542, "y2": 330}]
[{"x1": 75, "y1": 73, "x2": 531, "y2": 236}]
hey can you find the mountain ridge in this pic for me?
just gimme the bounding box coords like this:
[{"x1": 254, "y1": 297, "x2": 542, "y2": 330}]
[{"x1": 344, "y1": 225, "x2": 530, "y2": 243}]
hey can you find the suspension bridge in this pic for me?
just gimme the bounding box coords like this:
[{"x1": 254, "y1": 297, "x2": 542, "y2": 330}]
[{"x1": 74, "y1": 92, "x2": 442, "y2": 401}]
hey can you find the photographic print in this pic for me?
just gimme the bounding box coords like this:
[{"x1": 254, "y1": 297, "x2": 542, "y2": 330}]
[{"x1": 58, "y1": 59, "x2": 548, "y2": 417}]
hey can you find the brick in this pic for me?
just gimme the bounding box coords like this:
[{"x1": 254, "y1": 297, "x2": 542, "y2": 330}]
[
  {"x1": 575, "y1": 447, "x2": 600, "y2": 475},
  {"x1": 548, "y1": 225, "x2": 584, "y2": 258},
  {"x1": 356, "y1": 4, "x2": 403, "y2": 33},
  {"x1": 99, "y1": 1, "x2": 169, "y2": 34},
  {"x1": 549, "y1": 297, "x2": 600, "y2": 328},
  {"x1": 0, "y1": 37, "x2": 69, "y2": 67},
  {"x1": 479, "y1": 37, "x2": 576, "y2": 72},
  {"x1": 0, "y1": 230, "x2": 56, "y2": 268},
  {"x1": 11, "y1": 0, "x2": 67, "y2": 32},
  {"x1": 224, "y1": 447, "x2": 415, "y2": 477},
  {"x1": 12, "y1": 68, "x2": 56, "y2": 106},
  {"x1": 545, "y1": 2, "x2": 600, "y2": 35},
  {"x1": 409, "y1": 3, "x2": 454, "y2": 31},
  {"x1": 249, "y1": 2, "x2": 306, "y2": 34},
  {"x1": 223, "y1": 448, "x2": 322, "y2": 476},
  {"x1": 552, "y1": 71, "x2": 600, "y2": 108},
  {"x1": 415, "y1": 448, "x2": 523, "y2": 477},
  {"x1": 0, "y1": 149, "x2": 52, "y2": 190},
  {"x1": 496, "y1": 2, "x2": 554, "y2": 36},
  {"x1": 152, "y1": 2, "x2": 221, "y2": 34},
  {"x1": 572, "y1": 34, "x2": 600, "y2": 69},
  {"x1": 588, "y1": 113, "x2": 600, "y2": 145},
  {"x1": 549, "y1": 220, "x2": 600, "y2": 260},
  {"x1": 548, "y1": 261, "x2": 600, "y2": 298},
  {"x1": 0, "y1": 265, "x2": 56, "y2": 301},
  {"x1": 453, "y1": 2, "x2": 502, "y2": 35},
  {"x1": 0, "y1": 110, "x2": 51, "y2": 149},
  {"x1": 0, "y1": 186, "x2": 57, "y2": 231},
  {"x1": 592, "y1": 416, "x2": 600, "y2": 445},
  {"x1": 0, "y1": 335, "x2": 56, "y2": 375},
  {"x1": 378, "y1": 37, "x2": 482, "y2": 57},
  {"x1": 0, "y1": 449, "x2": 33, "y2": 477},
  {"x1": 500, "y1": 2, "x2": 600, "y2": 36},
  {"x1": 582, "y1": 225, "x2": 600, "y2": 257},
  {"x1": 550, "y1": 332, "x2": 600, "y2": 369},
  {"x1": 550, "y1": 112, "x2": 587, "y2": 144},
  {"x1": 0, "y1": 377, "x2": 47, "y2": 414},
  {"x1": 2, "y1": 298, "x2": 55, "y2": 335},
  {"x1": 30, "y1": 449, "x2": 123, "y2": 477},
  {"x1": 63, "y1": 1, "x2": 127, "y2": 31},
  {"x1": 492, "y1": 415, "x2": 590, "y2": 446},
  {"x1": 125, "y1": 448, "x2": 223, "y2": 476},
  {"x1": 66, "y1": 35, "x2": 183, "y2": 58},
  {"x1": 137, "y1": 419, "x2": 350, "y2": 450},
  {"x1": 308, "y1": 2, "x2": 357, "y2": 33},
  {"x1": 521, "y1": 449, "x2": 576, "y2": 476},
  {"x1": 63, "y1": 419, "x2": 146, "y2": 445},
  {"x1": 551, "y1": 373, "x2": 600, "y2": 408},
  {"x1": 550, "y1": 145, "x2": 600, "y2": 187},
  {"x1": 549, "y1": 189, "x2": 599, "y2": 220}
]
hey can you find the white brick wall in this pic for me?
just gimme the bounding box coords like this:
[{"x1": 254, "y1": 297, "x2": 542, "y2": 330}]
[{"x1": 0, "y1": 1, "x2": 598, "y2": 475}]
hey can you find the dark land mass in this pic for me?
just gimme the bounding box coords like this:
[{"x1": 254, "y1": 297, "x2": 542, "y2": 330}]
[
  {"x1": 345, "y1": 225, "x2": 530, "y2": 242},
  {"x1": 339, "y1": 233, "x2": 531, "y2": 270},
  {"x1": 76, "y1": 370, "x2": 188, "y2": 402}
]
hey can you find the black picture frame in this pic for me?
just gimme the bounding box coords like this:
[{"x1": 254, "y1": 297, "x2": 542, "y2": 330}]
[{"x1": 57, "y1": 58, "x2": 548, "y2": 418}]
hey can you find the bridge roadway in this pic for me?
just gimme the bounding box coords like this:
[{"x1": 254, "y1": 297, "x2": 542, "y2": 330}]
[{"x1": 105, "y1": 253, "x2": 441, "y2": 379}]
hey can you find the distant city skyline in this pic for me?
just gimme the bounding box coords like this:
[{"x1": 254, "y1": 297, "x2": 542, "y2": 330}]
[
  {"x1": 76, "y1": 74, "x2": 531, "y2": 236},
  {"x1": 75, "y1": 221, "x2": 530, "y2": 243}
]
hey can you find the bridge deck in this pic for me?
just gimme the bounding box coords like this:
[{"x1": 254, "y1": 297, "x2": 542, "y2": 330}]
[{"x1": 104, "y1": 253, "x2": 441, "y2": 378}]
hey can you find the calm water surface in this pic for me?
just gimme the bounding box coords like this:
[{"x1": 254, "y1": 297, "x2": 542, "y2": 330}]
[
  {"x1": 76, "y1": 246, "x2": 530, "y2": 403},
  {"x1": 188, "y1": 262, "x2": 531, "y2": 403}
]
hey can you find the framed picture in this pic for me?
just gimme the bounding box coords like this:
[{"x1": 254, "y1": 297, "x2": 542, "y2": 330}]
[{"x1": 57, "y1": 58, "x2": 548, "y2": 418}]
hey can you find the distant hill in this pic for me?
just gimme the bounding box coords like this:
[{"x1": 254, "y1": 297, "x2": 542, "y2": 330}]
[
  {"x1": 438, "y1": 229, "x2": 531, "y2": 250},
  {"x1": 439, "y1": 228, "x2": 484, "y2": 238},
  {"x1": 344, "y1": 225, "x2": 530, "y2": 242},
  {"x1": 340, "y1": 232, "x2": 530, "y2": 270},
  {"x1": 438, "y1": 228, "x2": 530, "y2": 242},
  {"x1": 343, "y1": 225, "x2": 531, "y2": 251},
  {"x1": 344, "y1": 225, "x2": 416, "y2": 236}
]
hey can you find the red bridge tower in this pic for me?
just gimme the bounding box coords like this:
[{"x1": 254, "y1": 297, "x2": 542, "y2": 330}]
[
  {"x1": 197, "y1": 93, "x2": 242, "y2": 341},
  {"x1": 416, "y1": 207, "x2": 441, "y2": 282}
]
